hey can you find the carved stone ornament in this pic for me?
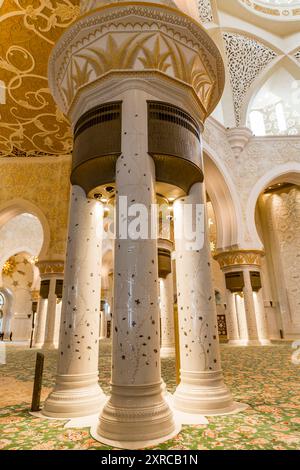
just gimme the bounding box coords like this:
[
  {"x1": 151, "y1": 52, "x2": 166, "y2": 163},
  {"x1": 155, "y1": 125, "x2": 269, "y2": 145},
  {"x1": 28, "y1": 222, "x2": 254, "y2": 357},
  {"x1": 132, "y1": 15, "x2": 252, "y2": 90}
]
[
  {"x1": 48, "y1": 1, "x2": 225, "y2": 123},
  {"x1": 36, "y1": 260, "x2": 65, "y2": 276},
  {"x1": 214, "y1": 250, "x2": 265, "y2": 269},
  {"x1": 223, "y1": 32, "x2": 276, "y2": 126}
]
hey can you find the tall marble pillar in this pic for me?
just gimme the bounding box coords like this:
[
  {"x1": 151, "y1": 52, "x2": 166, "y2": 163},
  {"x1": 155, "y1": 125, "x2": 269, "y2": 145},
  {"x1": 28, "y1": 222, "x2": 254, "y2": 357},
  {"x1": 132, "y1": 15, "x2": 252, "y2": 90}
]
[
  {"x1": 173, "y1": 182, "x2": 237, "y2": 415},
  {"x1": 243, "y1": 269, "x2": 260, "y2": 343},
  {"x1": 34, "y1": 298, "x2": 47, "y2": 348},
  {"x1": 225, "y1": 289, "x2": 240, "y2": 344},
  {"x1": 43, "y1": 186, "x2": 106, "y2": 418},
  {"x1": 97, "y1": 90, "x2": 177, "y2": 448},
  {"x1": 46, "y1": 0, "x2": 229, "y2": 445},
  {"x1": 160, "y1": 274, "x2": 175, "y2": 358},
  {"x1": 215, "y1": 251, "x2": 270, "y2": 346},
  {"x1": 251, "y1": 275, "x2": 270, "y2": 345},
  {"x1": 234, "y1": 292, "x2": 249, "y2": 345},
  {"x1": 100, "y1": 311, "x2": 106, "y2": 339},
  {"x1": 43, "y1": 278, "x2": 58, "y2": 349}
]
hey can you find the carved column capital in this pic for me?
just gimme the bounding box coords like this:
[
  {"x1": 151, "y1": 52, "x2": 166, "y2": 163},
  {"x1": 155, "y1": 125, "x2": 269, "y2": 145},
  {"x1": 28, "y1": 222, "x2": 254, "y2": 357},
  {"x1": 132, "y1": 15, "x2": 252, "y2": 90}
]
[
  {"x1": 214, "y1": 250, "x2": 264, "y2": 270},
  {"x1": 36, "y1": 260, "x2": 65, "y2": 277}
]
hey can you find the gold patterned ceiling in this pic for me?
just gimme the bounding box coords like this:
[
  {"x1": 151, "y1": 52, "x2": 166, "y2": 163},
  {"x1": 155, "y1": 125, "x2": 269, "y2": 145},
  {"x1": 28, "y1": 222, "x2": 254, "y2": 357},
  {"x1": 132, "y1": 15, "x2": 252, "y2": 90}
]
[{"x1": 0, "y1": 0, "x2": 80, "y2": 157}]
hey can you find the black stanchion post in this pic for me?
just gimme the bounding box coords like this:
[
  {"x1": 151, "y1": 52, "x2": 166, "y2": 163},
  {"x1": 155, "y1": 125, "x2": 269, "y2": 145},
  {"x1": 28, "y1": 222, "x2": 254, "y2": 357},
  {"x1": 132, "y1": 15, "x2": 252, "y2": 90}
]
[{"x1": 31, "y1": 352, "x2": 44, "y2": 412}]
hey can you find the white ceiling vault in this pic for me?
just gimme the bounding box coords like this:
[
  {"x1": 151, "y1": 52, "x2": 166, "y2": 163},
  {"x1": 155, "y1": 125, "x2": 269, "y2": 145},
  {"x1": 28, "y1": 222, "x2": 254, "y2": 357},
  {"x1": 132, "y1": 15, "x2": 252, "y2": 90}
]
[{"x1": 0, "y1": 0, "x2": 299, "y2": 158}]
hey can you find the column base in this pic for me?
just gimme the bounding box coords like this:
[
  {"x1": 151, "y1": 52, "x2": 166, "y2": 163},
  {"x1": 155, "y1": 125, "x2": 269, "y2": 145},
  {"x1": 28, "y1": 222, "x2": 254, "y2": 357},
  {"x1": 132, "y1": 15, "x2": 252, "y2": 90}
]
[
  {"x1": 42, "y1": 372, "x2": 106, "y2": 418},
  {"x1": 160, "y1": 346, "x2": 175, "y2": 358},
  {"x1": 96, "y1": 382, "x2": 179, "y2": 450},
  {"x1": 174, "y1": 370, "x2": 242, "y2": 416}
]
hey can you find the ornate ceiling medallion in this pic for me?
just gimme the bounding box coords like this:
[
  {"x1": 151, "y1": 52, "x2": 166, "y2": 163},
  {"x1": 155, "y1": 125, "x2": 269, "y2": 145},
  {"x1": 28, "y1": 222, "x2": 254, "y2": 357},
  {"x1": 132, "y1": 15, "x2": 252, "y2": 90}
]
[{"x1": 239, "y1": 0, "x2": 300, "y2": 19}]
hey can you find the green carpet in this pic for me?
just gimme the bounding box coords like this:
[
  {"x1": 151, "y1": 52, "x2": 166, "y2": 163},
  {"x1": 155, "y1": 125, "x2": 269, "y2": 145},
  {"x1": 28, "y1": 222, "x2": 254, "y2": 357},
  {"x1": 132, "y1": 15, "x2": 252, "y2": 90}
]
[{"x1": 0, "y1": 342, "x2": 299, "y2": 450}]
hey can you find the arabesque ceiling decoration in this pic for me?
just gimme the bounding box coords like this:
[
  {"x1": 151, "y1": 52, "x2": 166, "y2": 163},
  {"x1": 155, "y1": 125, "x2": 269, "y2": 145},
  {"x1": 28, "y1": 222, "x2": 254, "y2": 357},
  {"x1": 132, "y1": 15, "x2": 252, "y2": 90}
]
[
  {"x1": 197, "y1": 0, "x2": 213, "y2": 22},
  {"x1": 0, "y1": 0, "x2": 80, "y2": 157},
  {"x1": 223, "y1": 31, "x2": 277, "y2": 126}
]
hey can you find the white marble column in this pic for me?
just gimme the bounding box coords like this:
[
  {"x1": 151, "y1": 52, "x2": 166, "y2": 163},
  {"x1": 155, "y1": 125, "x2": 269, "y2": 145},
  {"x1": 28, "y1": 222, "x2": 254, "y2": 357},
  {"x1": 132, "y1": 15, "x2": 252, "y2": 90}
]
[
  {"x1": 253, "y1": 287, "x2": 270, "y2": 345},
  {"x1": 225, "y1": 289, "x2": 240, "y2": 344},
  {"x1": 160, "y1": 274, "x2": 175, "y2": 358},
  {"x1": 43, "y1": 278, "x2": 58, "y2": 349},
  {"x1": 173, "y1": 182, "x2": 238, "y2": 415},
  {"x1": 234, "y1": 292, "x2": 249, "y2": 345},
  {"x1": 43, "y1": 185, "x2": 106, "y2": 418},
  {"x1": 97, "y1": 90, "x2": 177, "y2": 449},
  {"x1": 34, "y1": 298, "x2": 48, "y2": 348},
  {"x1": 53, "y1": 300, "x2": 62, "y2": 348},
  {"x1": 243, "y1": 269, "x2": 260, "y2": 344},
  {"x1": 100, "y1": 311, "x2": 106, "y2": 339}
]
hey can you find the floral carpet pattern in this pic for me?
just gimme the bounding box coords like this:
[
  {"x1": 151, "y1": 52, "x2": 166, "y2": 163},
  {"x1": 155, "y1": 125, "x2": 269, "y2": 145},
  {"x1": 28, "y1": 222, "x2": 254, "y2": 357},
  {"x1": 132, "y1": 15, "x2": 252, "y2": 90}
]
[{"x1": 0, "y1": 341, "x2": 299, "y2": 450}]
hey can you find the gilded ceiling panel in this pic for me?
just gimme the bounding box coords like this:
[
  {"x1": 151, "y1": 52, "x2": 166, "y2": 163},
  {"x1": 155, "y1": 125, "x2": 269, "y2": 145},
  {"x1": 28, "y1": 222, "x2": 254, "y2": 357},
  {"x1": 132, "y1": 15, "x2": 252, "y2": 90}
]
[{"x1": 0, "y1": 0, "x2": 80, "y2": 157}]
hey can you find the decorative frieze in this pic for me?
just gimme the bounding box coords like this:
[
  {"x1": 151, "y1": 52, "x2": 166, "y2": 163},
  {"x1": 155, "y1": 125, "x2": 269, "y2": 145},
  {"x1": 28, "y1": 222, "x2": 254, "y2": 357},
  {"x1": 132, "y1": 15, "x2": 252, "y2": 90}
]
[
  {"x1": 215, "y1": 250, "x2": 265, "y2": 269},
  {"x1": 36, "y1": 261, "x2": 64, "y2": 276}
]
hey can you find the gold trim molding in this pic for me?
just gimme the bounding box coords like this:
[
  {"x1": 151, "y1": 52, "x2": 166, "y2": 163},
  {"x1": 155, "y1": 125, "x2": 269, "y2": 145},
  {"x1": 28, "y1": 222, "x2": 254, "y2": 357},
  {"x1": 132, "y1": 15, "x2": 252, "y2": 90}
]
[
  {"x1": 36, "y1": 260, "x2": 65, "y2": 275},
  {"x1": 214, "y1": 250, "x2": 265, "y2": 269}
]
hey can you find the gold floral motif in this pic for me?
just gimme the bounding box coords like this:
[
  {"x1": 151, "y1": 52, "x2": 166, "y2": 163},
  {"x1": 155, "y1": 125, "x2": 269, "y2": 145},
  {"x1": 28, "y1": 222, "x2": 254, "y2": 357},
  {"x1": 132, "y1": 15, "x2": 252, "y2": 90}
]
[
  {"x1": 0, "y1": 0, "x2": 80, "y2": 157},
  {"x1": 61, "y1": 28, "x2": 215, "y2": 115},
  {"x1": 214, "y1": 250, "x2": 264, "y2": 269},
  {"x1": 36, "y1": 260, "x2": 64, "y2": 275},
  {"x1": 2, "y1": 257, "x2": 17, "y2": 277},
  {"x1": 51, "y1": 4, "x2": 221, "y2": 118}
]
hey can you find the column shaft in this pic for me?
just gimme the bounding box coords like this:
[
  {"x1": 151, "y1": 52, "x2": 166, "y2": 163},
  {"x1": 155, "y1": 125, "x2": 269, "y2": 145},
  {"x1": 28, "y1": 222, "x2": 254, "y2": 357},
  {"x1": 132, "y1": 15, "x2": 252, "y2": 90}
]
[
  {"x1": 173, "y1": 182, "x2": 236, "y2": 415},
  {"x1": 243, "y1": 269, "x2": 260, "y2": 343},
  {"x1": 43, "y1": 185, "x2": 106, "y2": 418},
  {"x1": 234, "y1": 292, "x2": 249, "y2": 344},
  {"x1": 100, "y1": 311, "x2": 106, "y2": 339},
  {"x1": 225, "y1": 289, "x2": 240, "y2": 344},
  {"x1": 43, "y1": 278, "x2": 58, "y2": 349},
  {"x1": 97, "y1": 90, "x2": 177, "y2": 449},
  {"x1": 160, "y1": 274, "x2": 175, "y2": 358},
  {"x1": 34, "y1": 298, "x2": 47, "y2": 348},
  {"x1": 253, "y1": 287, "x2": 270, "y2": 345}
]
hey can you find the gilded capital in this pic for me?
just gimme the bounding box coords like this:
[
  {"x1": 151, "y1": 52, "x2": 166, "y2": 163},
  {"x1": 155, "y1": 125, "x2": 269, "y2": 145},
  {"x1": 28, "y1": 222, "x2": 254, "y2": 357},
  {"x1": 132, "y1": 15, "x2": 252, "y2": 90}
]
[
  {"x1": 214, "y1": 250, "x2": 264, "y2": 269},
  {"x1": 36, "y1": 260, "x2": 65, "y2": 276},
  {"x1": 48, "y1": 1, "x2": 224, "y2": 123}
]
